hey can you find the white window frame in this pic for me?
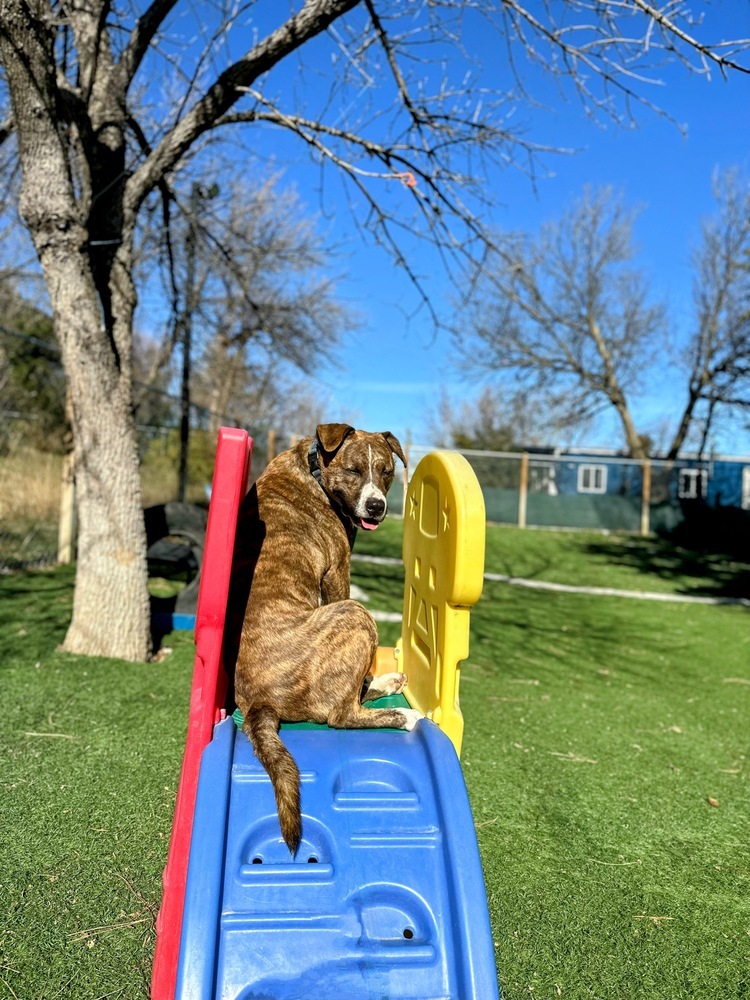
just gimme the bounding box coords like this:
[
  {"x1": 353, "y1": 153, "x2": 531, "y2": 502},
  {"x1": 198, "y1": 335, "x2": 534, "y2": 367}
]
[
  {"x1": 678, "y1": 468, "x2": 707, "y2": 500},
  {"x1": 741, "y1": 466, "x2": 750, "y2": 510},
  {"x1": 529, "y1": 462, "x2": 557, "y2": 495},
  {"x1": 577, "y1": 464, "x2": 607, "y2": 494}
]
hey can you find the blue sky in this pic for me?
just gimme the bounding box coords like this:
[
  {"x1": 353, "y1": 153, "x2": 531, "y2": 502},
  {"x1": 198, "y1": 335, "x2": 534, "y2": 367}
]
[{"x1": 235, "y1": 1, "x2": 750, "y2": 454}]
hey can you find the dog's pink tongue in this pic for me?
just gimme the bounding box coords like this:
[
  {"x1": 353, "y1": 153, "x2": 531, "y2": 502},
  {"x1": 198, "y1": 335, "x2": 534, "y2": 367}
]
[{"x1": 360, "y1": 519, "x2": 379, "y2": 531}]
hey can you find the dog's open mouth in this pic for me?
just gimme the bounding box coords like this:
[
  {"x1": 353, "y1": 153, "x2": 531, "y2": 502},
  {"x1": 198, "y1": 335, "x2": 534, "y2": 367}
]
[{"x1": 359, "y1": 517, "x2": 380, "y2": 531}]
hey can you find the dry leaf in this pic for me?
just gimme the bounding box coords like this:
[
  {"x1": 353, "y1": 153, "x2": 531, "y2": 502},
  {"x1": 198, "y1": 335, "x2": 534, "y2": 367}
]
[{"x1": 706, "y1": 796, "x2": 720, "y2": 808}]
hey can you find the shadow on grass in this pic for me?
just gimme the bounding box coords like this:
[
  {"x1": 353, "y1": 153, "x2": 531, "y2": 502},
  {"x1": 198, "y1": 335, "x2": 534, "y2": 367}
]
[
  {"x1": 582, "y1": 533, "x2": 750, "y2": 601},
  {"x1": 472, "y1": 575, "x2": 731, "y2": 689}
]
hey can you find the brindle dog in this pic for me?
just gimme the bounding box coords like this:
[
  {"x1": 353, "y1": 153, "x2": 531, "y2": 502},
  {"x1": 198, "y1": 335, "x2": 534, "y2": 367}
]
[{"x1": 232, "y1": 423, "x2": 420, "y2": 854}]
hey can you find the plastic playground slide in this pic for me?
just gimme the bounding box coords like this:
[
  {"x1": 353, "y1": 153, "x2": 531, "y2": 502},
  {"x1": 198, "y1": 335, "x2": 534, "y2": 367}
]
[{"x1": 151, "y1": 427, "x2": 500, "y2": 999}]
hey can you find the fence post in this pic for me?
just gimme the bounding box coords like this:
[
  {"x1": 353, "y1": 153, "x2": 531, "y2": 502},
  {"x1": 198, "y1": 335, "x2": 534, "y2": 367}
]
[
  {"x1": 640, "y1": 460, "x2": 651, "y2": 537},
  {"x1": 518, "y1": 452, "x2": 529, "y2": 529},
  {"x1": 403, "y1": 443, "x2": 411, "y2": 517},
  {"x1": 58, "y1": 450, "x2": 76, "y2": 564},
  {"x1": 267, "y1": 429, "x2": 276, "y2": 464}
]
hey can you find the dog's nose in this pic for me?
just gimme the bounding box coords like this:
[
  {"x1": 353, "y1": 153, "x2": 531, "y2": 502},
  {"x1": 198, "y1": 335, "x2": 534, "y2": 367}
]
[{"x1": 365, "y1": 496, "x2": 386, "y2": 519}]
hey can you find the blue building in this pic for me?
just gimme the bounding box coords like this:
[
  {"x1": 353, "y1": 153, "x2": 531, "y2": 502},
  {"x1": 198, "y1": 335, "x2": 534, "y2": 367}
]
[
  {"x1": 420, "y1": 445, "x2": 750, "y2": 534},
  {"x1": 520, "y1": 447, "x2": 750, "y2": 533}
]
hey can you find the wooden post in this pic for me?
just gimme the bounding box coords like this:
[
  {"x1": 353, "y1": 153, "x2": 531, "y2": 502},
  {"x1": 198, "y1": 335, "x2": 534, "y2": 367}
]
[
  {"x1": 518, "y1": 452, "x2": 529, "y2": 529},
  {"x1": 267, "y1": 428, "x2": 276, "y2": 465},
  {"x1": 57, "y1": 450, "x2": 76, "y2": 564},
  {"x1": 640, "y1": 460, "x2": 652, "y2": 537}
]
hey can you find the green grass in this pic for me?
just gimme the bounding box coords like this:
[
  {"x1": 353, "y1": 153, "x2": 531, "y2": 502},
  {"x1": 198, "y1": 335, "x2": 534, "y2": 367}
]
[
  {"x1": 1, "y1": 525, "x2": 749, "y2": 999},
  {"x1": 0, "y1": 568, "x2": 195, "y2": 999},
  {"x1": 481, "y1": 524, "x2": 750, "y2": 601},
  {"x1": 355, "y1": 517, "x2": 750, "y2": 600},
  {"x1": 0, "y1": 518, "x2": 60, "y2": 570},
  {"x1": 464, "y1": 582, "x2": 749, "y2": 999}
]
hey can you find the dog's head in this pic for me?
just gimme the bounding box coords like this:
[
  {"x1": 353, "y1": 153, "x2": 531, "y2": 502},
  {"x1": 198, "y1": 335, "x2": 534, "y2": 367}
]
[{"x1": 312, "y1": 423, "x2": 406, "y2": 531}]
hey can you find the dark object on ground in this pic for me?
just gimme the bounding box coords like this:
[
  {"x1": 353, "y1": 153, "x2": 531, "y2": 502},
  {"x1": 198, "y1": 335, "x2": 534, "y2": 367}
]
[{"x1": 145, "y1": 502, "x2": 207, "y2": 615}]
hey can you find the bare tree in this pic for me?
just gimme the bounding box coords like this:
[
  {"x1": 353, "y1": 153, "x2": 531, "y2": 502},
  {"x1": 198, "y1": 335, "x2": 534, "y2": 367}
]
[
  {"x1": 465, "y1": 187, "x2": 664, "y2": 458},
  {"x1": 133, "y1": 172, "x2": 350, "y2": 484},
  {"x1": 429, "y1": 385, "x2": 543, "y2": 452},
  {"x1": 667, "y1": 170, "x2": 750, "y2": 458},
  {"x1": 184, "y1": 176, "x2": 353, "y2": 437},
  {"x1": 0, "y1": 1, "x2": 748, "y2": 659}
]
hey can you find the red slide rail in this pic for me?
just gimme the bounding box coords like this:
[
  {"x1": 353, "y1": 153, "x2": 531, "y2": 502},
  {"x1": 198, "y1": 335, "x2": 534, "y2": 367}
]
[{"x1": 151, "y1": 427, "x2": 253, "y2": 1000}]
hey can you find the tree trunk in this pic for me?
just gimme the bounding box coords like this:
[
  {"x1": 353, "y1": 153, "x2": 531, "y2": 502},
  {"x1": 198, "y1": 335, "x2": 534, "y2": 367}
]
[
  {"x1": 588, "y1": 319, "x2": 647, "y2": 459},
  {"x1": 666, "y1": 392, "x2": 698, "y2": 460},
  {"x1": 41, "y1": 243, "x2": 151, "y2": 660},
  {"x1": 1, "y1": 2, "x2": 151, "y2": 660},
  {"x1": 611, "y1": 392, "x2": 647, "y2": 459}
]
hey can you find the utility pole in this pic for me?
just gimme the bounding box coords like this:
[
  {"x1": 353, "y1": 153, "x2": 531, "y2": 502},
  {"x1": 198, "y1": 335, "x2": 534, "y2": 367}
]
[{"x1": 178, "y1": 182, "x2": 218, "y2": 502}]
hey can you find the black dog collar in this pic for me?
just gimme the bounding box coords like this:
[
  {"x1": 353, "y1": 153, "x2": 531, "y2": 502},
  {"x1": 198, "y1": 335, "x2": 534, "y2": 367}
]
[
  {"x1": 307, "y1": 439, "x2": 323, "y2": 486},
  {"x1": 308, "y1": 437, "x2": 357, "y2": 542}
]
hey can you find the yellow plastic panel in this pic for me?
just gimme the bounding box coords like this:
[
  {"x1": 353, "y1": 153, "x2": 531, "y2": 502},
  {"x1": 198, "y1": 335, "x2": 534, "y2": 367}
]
[{"x1": 396, "y1": 451, "x2": 486, "y2": 757}]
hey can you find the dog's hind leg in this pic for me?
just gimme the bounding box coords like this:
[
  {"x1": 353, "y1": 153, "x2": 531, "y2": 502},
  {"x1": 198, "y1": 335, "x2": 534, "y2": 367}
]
[
  {"x1": 328, "y1": 700, "x2": 422, "y2": 732},
  {"x1": 308, "y1": 600, "x2": 422, "y2": 732},
  {"x1": 362, "y1": 672, "x2": 407, "y2": 702}
]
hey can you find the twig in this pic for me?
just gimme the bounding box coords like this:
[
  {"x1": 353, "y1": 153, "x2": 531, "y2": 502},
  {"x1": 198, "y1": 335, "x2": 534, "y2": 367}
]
[
  {"x1": 0, "y1": 976, "x2": 20, "y2": 1000},
  {"x1": 23, "y1": 731, "x2": 78, "y2": 740},
  {"x1": 68, "y1": 917, "x2": 149, "y2": 942},
  {"x1": 114, "y1": 870, "x2": 158, "y2": 918}
]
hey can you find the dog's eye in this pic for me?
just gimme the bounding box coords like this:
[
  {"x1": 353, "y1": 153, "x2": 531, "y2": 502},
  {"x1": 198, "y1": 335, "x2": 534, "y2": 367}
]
[{"x1": 345, "y1": 467, "x2": 361, "y2": 476}]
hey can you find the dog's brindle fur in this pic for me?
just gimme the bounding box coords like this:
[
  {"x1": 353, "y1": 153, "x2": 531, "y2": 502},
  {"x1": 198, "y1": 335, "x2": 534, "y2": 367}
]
[{"x1": 233, "y1": 423, "x2": 420, "y2": 855}]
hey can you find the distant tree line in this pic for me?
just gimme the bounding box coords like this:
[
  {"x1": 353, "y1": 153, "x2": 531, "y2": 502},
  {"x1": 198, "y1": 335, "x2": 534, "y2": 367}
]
[{"x1": 458, "y1": 170, "x2": 750, "y2": 460}]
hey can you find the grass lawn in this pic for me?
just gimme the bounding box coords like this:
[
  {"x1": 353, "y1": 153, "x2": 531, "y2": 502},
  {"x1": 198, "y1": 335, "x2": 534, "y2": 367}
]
[{"x1": 1, "y1": 524, "x2": 749, "y2": 999}]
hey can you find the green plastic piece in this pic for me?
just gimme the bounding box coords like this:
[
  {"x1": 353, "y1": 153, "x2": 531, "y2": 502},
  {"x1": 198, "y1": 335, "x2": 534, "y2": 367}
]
[{"x1": 231, "y1": 693, "x2": 410, "y2": 733}]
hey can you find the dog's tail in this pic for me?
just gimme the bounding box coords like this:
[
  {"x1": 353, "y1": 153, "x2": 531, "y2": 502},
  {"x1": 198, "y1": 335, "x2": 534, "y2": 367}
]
[{"x1": 242, "y1": 706, "x2": 301, "y2": 855}]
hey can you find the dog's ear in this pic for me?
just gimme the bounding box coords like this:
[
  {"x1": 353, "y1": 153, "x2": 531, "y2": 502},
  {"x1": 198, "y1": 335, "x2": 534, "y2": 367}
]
[
  {"x1": 316, "y1": 423, "x2": 355, "y2": 455},
  {"x1": 381, "y1": 431, "x2": 407, "y2": 468}
]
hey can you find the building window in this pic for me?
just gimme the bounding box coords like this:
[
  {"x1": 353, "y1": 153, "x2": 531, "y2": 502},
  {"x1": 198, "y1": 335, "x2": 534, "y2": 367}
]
[
  {"x1": 529, "y1": 462, "x2": 558, "y2": 495},
  {"x1": 678, "y1": 468, "x2": 707, "y2": 500},
  {"x1": 577, "y1": 464, "x2": 607, "y2": 494}
]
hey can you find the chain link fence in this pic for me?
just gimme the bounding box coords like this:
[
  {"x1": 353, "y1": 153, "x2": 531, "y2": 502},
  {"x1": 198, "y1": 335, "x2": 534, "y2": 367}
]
[
  {"x1": 402, "y1": 446, "x2": 750, "y2": 554},
  {"x1": 5, "y1": 429, "x2": 750, "y2": 572},
  {"x1": 4, "y1": 311, "x2": 749, "y2": 571},
  {"x1": 1, "y1": 323, "x2": 285, "y2": 571}
]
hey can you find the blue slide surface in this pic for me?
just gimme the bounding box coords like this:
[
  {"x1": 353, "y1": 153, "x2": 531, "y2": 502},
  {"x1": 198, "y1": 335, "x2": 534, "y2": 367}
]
[{"x1": 175, "y1": 717, "x2": 500, "y2": 999}]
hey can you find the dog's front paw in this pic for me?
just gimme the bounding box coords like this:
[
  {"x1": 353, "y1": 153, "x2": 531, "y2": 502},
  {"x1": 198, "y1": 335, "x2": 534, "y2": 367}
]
[{"x1": 399, "y1": 708, "x2": 423, "y2": 732}]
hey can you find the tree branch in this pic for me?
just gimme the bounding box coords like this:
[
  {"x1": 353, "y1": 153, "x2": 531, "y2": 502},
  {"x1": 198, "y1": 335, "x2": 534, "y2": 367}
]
[
  {"x1": 116, "y1": 0, "x2": 181, "y2": 90},
  {"x1": 362, "y1": 0, "x2": 424, "y2": 130},
  {"x1": 0, "y1": 113, "x2": 13, "y2": 147},
  {"x1": 124, "y1": 0, "x2": 359, "y2": 213},
  {"x1": 626, "y1": 0, "x2": 750, "y2": 78}
]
